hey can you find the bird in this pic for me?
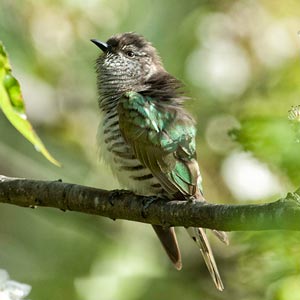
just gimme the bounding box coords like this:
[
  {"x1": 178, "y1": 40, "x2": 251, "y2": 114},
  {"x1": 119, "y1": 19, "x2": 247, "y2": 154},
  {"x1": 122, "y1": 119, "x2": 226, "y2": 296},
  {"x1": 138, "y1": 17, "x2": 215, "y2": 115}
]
[{"x1": 91, "y1": 32, "x2": 228, "y2": 291}]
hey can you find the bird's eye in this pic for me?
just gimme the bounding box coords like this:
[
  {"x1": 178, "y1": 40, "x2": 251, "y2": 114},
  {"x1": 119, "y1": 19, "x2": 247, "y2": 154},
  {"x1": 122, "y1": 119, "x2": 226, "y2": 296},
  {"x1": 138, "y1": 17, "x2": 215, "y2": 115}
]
[{"x1": 125, "y1": 50, "x2": 135, "y2": 58}]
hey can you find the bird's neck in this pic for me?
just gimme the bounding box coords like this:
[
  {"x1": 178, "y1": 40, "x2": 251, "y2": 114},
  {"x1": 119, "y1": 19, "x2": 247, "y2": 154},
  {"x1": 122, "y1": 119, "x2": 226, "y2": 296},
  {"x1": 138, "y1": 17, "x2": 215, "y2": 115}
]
[
  {"x1": 97, "y1": 71, "x2": 184, "y2": 111},
  {"x1": 97, "y1": 72, "x2": 146, "y2": 111},
  {"x1": 141, "y1": 71, "x2": 184, "y2": 104}
]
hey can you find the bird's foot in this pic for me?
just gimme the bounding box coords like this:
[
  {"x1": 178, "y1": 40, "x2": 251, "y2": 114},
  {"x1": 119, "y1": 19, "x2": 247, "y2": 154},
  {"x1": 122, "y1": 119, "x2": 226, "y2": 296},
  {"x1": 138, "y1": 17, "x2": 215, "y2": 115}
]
[
  {"x1": 187, "y1": 195, "x2": 207, "y2": 205},
  {"x1": 187, "y1": 195, "x2": 197, "y2": 204},
  {"x1": 141, "y1": 196, "x2": 159, "y2": 218},
  {"x1": 108, "y1": 190, "x2": 122, "y2": 206}
]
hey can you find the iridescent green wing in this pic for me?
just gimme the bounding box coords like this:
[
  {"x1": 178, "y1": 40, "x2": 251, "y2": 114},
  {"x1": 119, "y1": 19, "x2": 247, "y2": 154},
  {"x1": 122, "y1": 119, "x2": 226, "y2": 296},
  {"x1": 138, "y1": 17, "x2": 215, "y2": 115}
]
[{"x1": 118, "y1": 91, "x2": 202, "y2": 197}]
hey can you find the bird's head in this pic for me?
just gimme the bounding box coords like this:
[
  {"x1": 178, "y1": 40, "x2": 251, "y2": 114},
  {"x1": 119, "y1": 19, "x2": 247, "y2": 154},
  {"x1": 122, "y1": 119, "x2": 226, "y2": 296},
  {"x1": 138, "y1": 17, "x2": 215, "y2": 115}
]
[{"x1": 91, "y1": 32, "x2": 163, "y2": 93}]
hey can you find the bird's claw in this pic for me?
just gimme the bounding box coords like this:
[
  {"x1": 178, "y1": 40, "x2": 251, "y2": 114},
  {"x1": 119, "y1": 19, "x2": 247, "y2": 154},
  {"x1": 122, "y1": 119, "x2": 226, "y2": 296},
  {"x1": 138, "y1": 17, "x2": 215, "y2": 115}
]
[
  {"x1": 108, "y1": 190, "x2": 122, "y2": 206},
  {"x1": 141, "y1": 196, "x2": 158, "y2": 218},
  {"x1": 187, "y1": 195, "x2": 207, "y2": 205},
  {"x1": 187, "y1": 196, "x2": 197, "y2": 204}
]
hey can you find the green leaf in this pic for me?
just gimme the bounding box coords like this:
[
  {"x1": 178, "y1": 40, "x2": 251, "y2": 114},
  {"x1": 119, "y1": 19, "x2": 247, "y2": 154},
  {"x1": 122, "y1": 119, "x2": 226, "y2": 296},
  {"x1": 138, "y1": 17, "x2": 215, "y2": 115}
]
[
  {"x1": 231, "y1": 116, "x2": 300, "y2": 184},
  {"x1": 0, "y1": 41, "x2": 60, "y2": 166}
]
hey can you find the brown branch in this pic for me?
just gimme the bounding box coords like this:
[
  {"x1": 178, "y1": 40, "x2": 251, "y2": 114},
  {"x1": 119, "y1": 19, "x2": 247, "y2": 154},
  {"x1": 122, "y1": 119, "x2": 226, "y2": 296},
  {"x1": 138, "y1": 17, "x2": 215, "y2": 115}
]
[{"x1": 1, "y1": 175, "x2": 300, "y2": 231}]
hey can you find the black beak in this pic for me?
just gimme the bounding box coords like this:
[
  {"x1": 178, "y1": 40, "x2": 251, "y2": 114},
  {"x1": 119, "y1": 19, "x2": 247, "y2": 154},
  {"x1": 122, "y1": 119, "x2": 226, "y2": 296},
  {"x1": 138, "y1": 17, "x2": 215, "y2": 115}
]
[{"x1": 90, "y1": 39, "x2": 109, "y2": 52}]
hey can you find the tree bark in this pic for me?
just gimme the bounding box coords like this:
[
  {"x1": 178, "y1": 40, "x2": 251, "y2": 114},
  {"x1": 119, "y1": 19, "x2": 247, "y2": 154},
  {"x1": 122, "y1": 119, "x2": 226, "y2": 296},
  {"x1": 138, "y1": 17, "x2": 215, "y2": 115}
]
[{"x1": 1, "y1": 175, "x2": 300, "y2": 231}]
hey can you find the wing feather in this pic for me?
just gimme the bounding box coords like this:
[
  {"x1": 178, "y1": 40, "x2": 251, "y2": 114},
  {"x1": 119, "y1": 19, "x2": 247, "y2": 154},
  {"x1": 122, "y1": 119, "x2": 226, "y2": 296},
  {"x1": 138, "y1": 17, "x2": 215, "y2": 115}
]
[{"x1": 118, "y1": 91, "x2": 201, "y2": 198}]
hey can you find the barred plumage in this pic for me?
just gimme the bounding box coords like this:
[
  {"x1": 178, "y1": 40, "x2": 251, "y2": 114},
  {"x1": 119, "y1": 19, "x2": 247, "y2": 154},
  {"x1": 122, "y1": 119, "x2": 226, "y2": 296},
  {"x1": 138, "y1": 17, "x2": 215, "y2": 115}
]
[{"x1": 98, "y1": 107, "x2": 163, "y2": 195}]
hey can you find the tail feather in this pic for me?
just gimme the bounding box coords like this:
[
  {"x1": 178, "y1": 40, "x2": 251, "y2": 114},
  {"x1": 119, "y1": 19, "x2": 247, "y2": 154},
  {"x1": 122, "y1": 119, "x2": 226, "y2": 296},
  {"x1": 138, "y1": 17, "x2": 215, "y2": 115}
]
[
  {"x1": 152, "y1": 225, "x2": 182, "y2": 270},
  {"x1": 212, "y1": 230, "x2": 229, "y2": 245},
  {"x1": 187, "y1": 227, "x2": 224, "y2": 291}
]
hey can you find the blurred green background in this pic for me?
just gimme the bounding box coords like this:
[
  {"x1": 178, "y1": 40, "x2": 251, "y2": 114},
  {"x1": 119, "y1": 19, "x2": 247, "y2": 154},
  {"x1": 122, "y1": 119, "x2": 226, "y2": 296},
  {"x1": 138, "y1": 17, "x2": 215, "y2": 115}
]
[{"x1": 1, "y1": 0, "x2": 300, "y2": 299}]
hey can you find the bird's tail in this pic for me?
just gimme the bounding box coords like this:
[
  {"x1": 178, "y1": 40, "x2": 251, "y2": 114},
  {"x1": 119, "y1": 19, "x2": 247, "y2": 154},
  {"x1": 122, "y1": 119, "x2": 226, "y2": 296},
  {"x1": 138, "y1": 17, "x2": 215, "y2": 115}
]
[
  {"x1": 196, "y1": 193, "x2": 229, "y2": 246},
  {"x1": 152, "y1": 225, "x2": 182, "y2": 270},
  {"x1": 212, "y1": 229, "x2": 229, "y2": 245},
  {"x1": 186, "y1": 227, "x2": 224, "y2": 291}
]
